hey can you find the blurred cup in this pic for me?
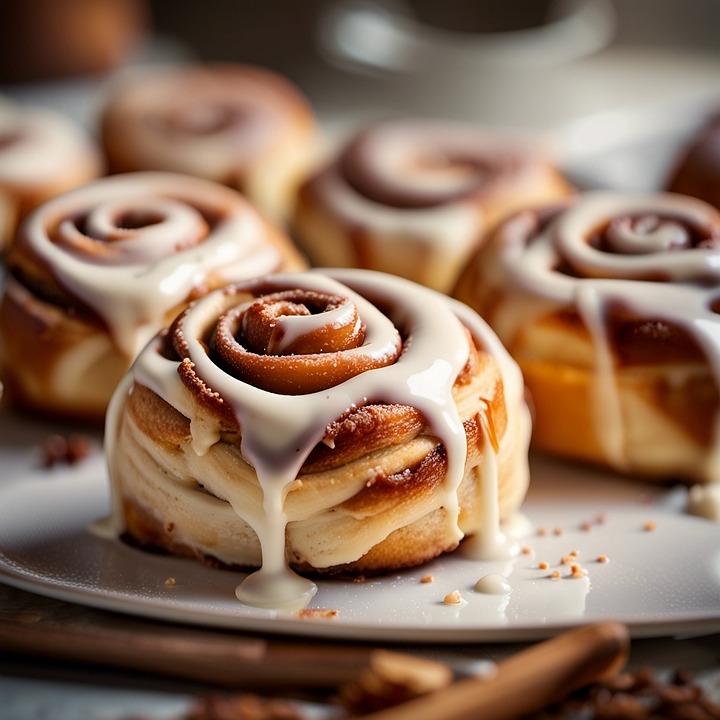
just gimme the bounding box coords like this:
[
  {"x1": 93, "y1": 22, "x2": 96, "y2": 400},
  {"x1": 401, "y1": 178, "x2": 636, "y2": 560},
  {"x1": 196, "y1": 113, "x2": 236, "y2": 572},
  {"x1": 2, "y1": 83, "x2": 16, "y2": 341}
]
[{"x1": 317, "y1": 0, "x2": 617, "y2": 125}]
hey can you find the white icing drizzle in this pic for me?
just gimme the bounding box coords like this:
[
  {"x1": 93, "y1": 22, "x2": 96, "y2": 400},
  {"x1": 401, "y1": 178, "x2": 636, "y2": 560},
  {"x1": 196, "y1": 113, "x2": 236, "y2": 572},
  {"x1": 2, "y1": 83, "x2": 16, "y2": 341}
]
[
  {"x1": 484, "y1": 191, "x2": 720, "y2": 477},
  {"x1": 112, "y1": 269, "x2": 526, "y2": 610},
  {"x1": 21, "y1": 172, "x2": 286, "y2": 359},
  {"x1": 304, "y1": 119, "x2": 558, "y2": 292},
  {"x1": 313, "y1": 165, "x2": 482, "y2": 292},
  {"x1": 459, "y1": 398, "x2": 519, "y2": 562},
  {"x1": 575, "y1": 283, "x2": 627, "y2": 470}
]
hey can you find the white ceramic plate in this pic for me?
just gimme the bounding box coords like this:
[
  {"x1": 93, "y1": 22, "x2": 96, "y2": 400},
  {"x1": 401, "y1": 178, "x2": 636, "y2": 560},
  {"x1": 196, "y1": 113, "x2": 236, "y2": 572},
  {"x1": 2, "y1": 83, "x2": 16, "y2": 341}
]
[{"x1": 1, "y1": 405, "x2": 720, "y2": 643}]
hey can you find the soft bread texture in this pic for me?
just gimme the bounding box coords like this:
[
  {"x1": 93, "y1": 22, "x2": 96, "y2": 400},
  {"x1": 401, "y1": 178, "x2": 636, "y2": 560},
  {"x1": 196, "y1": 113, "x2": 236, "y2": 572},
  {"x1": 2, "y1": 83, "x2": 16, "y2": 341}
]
[
  {"x1": 0, "y1": 172, "x2": 306, "y2": 423},
  {"x1": 106, "y1": 270, "x2": 530, "y2": 577},
  {"x1": 292, "y1": 118, "x2": 572, "y2": 293},
  {"x1": 453, "y1": 191, "x2": 720, "y2": 483}
]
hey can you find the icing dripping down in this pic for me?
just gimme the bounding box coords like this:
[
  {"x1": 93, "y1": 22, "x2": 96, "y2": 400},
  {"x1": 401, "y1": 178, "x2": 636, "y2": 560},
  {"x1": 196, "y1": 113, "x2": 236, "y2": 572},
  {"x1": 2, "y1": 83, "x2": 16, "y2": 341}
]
[
  {"x1": 461, "y1": 400, "x2": 518, "y2": 562},
  {"x1": 20, "y1": 172, "x2": 286, "y2": 359},
  {"x1": 479, "y1": 191, "x2": 720, "y2": 480},
  {"x1": 108, "y1": 269, "x2": 527, "y2": 611}
]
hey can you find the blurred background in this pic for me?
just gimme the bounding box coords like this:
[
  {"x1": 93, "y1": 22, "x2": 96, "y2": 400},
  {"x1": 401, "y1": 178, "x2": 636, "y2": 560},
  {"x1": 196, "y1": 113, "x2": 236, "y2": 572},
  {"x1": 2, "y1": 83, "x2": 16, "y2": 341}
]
[
  {"x1": 146, "y1": 0, "x2": 720, "y2": 128},
  {"x1": 2, "y1": 0, "x2": 720, "y2": 191}
]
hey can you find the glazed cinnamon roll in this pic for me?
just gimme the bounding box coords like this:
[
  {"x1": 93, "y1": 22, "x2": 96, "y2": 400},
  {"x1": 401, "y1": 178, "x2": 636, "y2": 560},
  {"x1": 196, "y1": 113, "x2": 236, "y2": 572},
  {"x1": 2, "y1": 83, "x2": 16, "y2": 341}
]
[
  {"x1": 105, "y1": 269, "x2": 531, "y2": 609},
  {"x1": 453, "y1": 191, "x2": 720, "y2": 483},
  {"x1": 0, "y1": 97, "x2": 103, "y2": 250},
  {"x1": 667, "y1": 112, "x2": 720, "y2": 209},
  {"x1": 100, "y1": 63, "x2": 319, "y2": 223},
  {"x1": 292, "y1": 119, "x2": 572, "y2": 293},
  {"x1": 0, "y1": 172, "x2": 305, "y2": 423}
]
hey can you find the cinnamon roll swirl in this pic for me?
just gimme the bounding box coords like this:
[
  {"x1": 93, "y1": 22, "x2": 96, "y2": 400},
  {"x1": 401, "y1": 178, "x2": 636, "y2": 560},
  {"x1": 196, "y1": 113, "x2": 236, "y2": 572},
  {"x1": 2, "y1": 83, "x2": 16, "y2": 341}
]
[
  {"x1": 100, "y1": 63, "x2": 319, "y2": 223},
  {"x1": 292, "y1": 119, "x2": 572, "y2": 293},
  {"x1": 453, "y1": 191, "x2": 720, "y2": 483},
  {"x1": 0, "y1": 172, "x2": 305, "y2": 422},
  {"x1": 0, "y1": 97, "x2": 103, "y2": 250},
  {"x1": 105, "y1": 269, "x2": 531, "y2": 609}
]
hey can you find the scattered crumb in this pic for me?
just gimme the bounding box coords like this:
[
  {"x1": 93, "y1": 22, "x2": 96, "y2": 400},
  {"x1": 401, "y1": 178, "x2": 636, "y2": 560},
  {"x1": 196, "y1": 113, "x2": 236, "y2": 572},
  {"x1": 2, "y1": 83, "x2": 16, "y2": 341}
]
[
  {"x1": 554, "y1": 526, "x2": 564, "y2": 536},
  {"x1": 550, "y1": 570, "x2": 562, "y2": 580},
  {"x1": 537, "y1": 527, "x2": 548, "y2": 537},
  {"x1": 420, "y1": 574, "x2": 434, "y2": 584},
  {"x1": 643, "y1": 520, "x2": 657, "y2": 532},
  {"x1": 538, "y1": 561, "x2": 550, "y2": 570},
  {"x1": 295, "y1": 608, "x2": 338, "y2": 620},
  {"x1": 561, "y1": 551, "x2": 579, "y2": 565},
  {"x1": 597, "y1": 554, "x2": 609, "y2": 563},
  {"x1": 521, "y1": 545, "x2": 533, "y2": 555},
  {"x1": 185, "y1": 693, "x2": 304, "y2": 720},
  {"x1": 596, "y1": 513, "x2": 607, "y2": 524},
  {"x1": 569, "y1": 564, "x2": 585, "y2": 579},
  {"x1": 42, "y1": 433, "x2": 92, "y2": 468},
  {"x1": 164, "y1": 577, "x2": 176, "y2": 587},
  {"x1": 580, "y1": 520, "x2": 593, "y2": 532},
  {"x1": 443, "y1": 590, "x2": 463, "y2": 605}
]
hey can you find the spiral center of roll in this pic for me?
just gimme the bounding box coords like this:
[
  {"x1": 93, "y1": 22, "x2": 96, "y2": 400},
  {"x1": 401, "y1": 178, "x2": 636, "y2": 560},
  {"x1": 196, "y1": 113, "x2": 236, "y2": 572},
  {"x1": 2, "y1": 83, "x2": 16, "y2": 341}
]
[
  {"x1": 54, "y1": 197, "x2": 210, "y2": 264},
  {"x1": 163, "y1": 103, "x2": 243, "y2": 136},
  {"x1": 340, "y1": 122, "x2": 511, "y2": 208},
  {"x1": 589, "y1": 213, "x2": 720, "y2": 256},
  {"x1": 238, "y1": 291, "x2": 364, "y2": 356},
  {"x1": 601, "y1": 214, "x2": 692, "y2": 254},
  {"x1": 206, "y1": 288, "x2": 399, "y2": 394},
  {"x1": 113, "y1": 209, "x2": 165, "y2": 231}
]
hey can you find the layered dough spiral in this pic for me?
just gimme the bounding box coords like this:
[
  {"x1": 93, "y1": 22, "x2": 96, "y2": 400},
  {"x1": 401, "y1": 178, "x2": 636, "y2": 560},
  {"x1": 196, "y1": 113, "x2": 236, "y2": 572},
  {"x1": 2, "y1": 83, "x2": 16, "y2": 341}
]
[
  {"x1": 105, "y1": 269, "x2": 531, "y2": 609},
  {"x1": 0, "y1": 97, "x2": 103, "y2": 250},
  {"x1": 453, "y1": 191, "x2": 720, "y2": 483},
  {"x1": 100, "y1": 63, "x2": 319, "y2": 222},
  {"x1": 0, "y1": 172, "x2": 305, "y2": 422},
  {"x1": 292, "y1": 119, "x2": 572, "y2": 293}
]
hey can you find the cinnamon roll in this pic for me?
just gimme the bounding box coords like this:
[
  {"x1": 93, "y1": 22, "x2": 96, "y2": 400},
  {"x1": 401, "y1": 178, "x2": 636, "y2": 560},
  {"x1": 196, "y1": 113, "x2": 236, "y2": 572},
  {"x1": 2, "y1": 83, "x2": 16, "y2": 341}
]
[
  {"x1": 100, "y1": 63, "x2": 319, "y2": 223},
  {"x1": 0, "y1": 97, "x2": 103, "y2": 250},
  {"x1": 667, "y1": 112, "x2": 720, "y2": 210},
  {"x1": 105, "y1": 269, "x2": 531, "y2": 609},
  {"x1": 453, "y1": 191, "x2": 720, "y2": 483},
  {"x1": 292, "y1": 119, "x2": 572, "y2": 293},
  {"x1": 0, "y1": 172, "x2": 306, "y2": 423}
]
